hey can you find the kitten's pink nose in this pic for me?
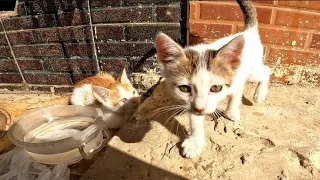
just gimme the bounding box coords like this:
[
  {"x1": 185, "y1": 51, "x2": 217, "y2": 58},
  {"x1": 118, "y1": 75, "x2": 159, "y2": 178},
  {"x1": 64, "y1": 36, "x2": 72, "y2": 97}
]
[{"x1": 194, "y1": 108, "x2": 205, "y2": 113}]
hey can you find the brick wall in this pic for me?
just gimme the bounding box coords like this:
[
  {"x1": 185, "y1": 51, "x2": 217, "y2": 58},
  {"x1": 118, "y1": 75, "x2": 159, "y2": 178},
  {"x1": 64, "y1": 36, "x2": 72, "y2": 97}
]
[
  {"x1": 0, "y1": 0, "x2": 184, "y2": 93},
  {"x1": 190, "y1": 0, "x2": 320, "y2": 86}
]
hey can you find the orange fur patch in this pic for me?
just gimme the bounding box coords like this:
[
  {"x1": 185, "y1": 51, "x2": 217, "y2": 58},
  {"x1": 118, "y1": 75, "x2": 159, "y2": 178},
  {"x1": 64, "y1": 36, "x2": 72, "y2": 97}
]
[{"x1": 75, "y1": 72, "x2": 135, "y2": 106}]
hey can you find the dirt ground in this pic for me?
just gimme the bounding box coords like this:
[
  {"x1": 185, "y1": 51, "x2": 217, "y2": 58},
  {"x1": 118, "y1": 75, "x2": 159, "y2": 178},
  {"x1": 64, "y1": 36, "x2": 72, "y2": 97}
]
[
  {"x1": 81, "y1": 82, "x2": 320, "y2": 180},
  {"x1": 0, "y1": 82, "x2": 319, "y2": 180}
]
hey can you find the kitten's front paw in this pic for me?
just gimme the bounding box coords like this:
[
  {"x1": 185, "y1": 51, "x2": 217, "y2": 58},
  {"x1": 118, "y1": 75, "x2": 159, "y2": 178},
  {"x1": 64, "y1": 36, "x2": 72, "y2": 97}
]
[
  {"x1": 181, "y1": 136, "x2": 205, "y2": 159},
  {"x1": 226, "y1": 109, "x2": 241, "y2": 121}
]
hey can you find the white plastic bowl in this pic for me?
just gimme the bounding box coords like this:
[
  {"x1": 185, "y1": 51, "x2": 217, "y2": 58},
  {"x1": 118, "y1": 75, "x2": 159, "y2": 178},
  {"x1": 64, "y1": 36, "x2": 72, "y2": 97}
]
[{"x1": 7, "y1": 105, "x2": 109, "y2": 165}]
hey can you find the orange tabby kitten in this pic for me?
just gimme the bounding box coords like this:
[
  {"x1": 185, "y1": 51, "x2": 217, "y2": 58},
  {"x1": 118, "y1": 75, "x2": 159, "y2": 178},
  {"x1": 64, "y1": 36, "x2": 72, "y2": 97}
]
[{"x1": 71, "y1": 68, "x2": 140, "y2": 128}]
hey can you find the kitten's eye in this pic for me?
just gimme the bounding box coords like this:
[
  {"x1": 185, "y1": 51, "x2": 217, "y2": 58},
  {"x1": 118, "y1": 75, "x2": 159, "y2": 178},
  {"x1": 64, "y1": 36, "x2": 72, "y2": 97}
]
[
  {"x1": 178, "y1": 85, "x2": 191, "y2": 93},
  {"x1": 210, "y1": 85, "x2": 223, "y2": 92},
  {"x1": 121, "y1": 98, "x2": 128, "y2": 102}
]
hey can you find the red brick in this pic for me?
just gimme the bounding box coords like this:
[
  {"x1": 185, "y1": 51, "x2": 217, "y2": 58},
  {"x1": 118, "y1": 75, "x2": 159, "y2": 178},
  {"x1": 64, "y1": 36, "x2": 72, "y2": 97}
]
[
  {"x1": 54, "y1": 86, "x2": 73, "y2": 94},
  {"x1": 252, "y1": 0, "x2": 274, "y2": 5},
  {"x1": 270, "y1": 71, "x2": 292, "y2": 84},
  {"x1": 92, "y1": 7, "x2": 152, "y2": 23},
  {"x1": 259, "y1": 27, "x2": 308, "y2": 47},
  {"x1": 58, "y1": 10, "x2": 88, "y2": 26},
  {"x1": 37, "y1": 14, "x2": 57, "y2": 28},
  {"x1": 97, "y1": 42, "x2": 153, "y2": 56},
  {"x1": 0, "y1": 31, "x2": 34, "y2": 45},
  {"x1": 24, "y1": 72, "x2": 72, "y2": 85},
  {"x1": 190, "y1": 22, "x2": 232, "y2": 40},
  {"x1": 13, "y1": 44, "x2": 63, "y2": 58},
  {"x1": 124, "y1": 24, "x2": 180, "y2": 41},
  {"x1": 278, "y1": 1, "x2": 320, "y2": 11},
  {"x1": 268, "y1": 47, "x2": 320, "y2": 66},
  {"x1": 0, "y1": 73, "x2": 23, "y2": 83},
  {"x1": 310, "y1": 33, "x2": 320, "y2": 49},
  {"x1": 156, "y1": 5, "x2": 181, "y2": 22},
  {"x1": 33, "y1": 28, "x2": 60, "y2": 43},
  {"x1": 189, "y1": 2, "x2": 196, "y2": 19},
  {"x1": 64, "y1": 43, "x2": 93, "y2": 57},
  {"x1": 59, "y1": 26, "x2": 91, "y2": 41},
  {"x1": 100, "y1": 58, "x2": 128, "y2": 74},
  {"x1": 18, "y1": 59, "x2": 43, "y2": 70},
  {"x1": 95, "y1": 25, "x2": 125, "y2": 40},
  {"x1": 0, "y1": 46, "x2": 10, "y2": 58},
  {"x1": 90, "y1": 0, "x2": 120, "y2": 7},
  {"x1": 237, "y1": 25, "x2": 245, "y2": 32},
  {"x1": 2, "y1": 16, "x2": 35, "y2": 31},
  {"x1": 26, "y1": 0, "x2": 120, "y2": 14},
  {"x1": 189, "y1": 35, "x2": 208, "y2": 45},
  {"x1": 73, "y1": 74, "x2": 94, "y2": 83},
  {"x1": 0, "y1": 60, "x2": 17, "y2": 71},
  {"x1": 199, "y1": 2, "x2": 272, "y2": 24},
  {"x1": 1, "y1": 59, "x2": 44, "y2": 71},
  {"x1": 27, "y1": 0, "x2": 57, "y2": 14},
  {"x1": 275, "y1": 9, "x2": 320, "y2": 29},
  {"x1": 1, "y1": 15, "x2": 56, "y2": 31},
  {"x1": 34, "y1": 26, "x2": 91, "y2": 43},
  {"x1": 66, "y1": 42, "x2": 155, "y2": 58},
  {"x1": 123, "y1": 0, "x2": 180, "y2": 6},
  {"x1": 45, "y1": 58, "x2": 97, "y2": 72}
]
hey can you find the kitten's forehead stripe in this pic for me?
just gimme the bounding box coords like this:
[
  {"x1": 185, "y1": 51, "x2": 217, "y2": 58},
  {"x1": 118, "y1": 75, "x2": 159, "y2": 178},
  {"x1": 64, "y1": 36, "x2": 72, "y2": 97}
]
[
  {"x1": 204, "y1": 49, "x2": 218, "y2": 70},
  {"x1": 184, "y1": 49, "x2": 199, "y2": 70}
]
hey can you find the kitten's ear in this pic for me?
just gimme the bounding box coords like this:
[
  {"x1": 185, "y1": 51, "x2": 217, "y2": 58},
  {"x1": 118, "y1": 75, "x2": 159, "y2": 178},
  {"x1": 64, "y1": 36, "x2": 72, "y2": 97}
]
[
  {"x1": 118, "y1": 68, "x2": 130, "y2": 83},
  {"x1": 217, "y1": 35, "x2": 245, "y2": 70},
  {"x1": 92, "y1": 86, "x2": 110, "y2": 104},
  {"x1": 155, "y1": 32, "x2": 185, "y2": 65}
]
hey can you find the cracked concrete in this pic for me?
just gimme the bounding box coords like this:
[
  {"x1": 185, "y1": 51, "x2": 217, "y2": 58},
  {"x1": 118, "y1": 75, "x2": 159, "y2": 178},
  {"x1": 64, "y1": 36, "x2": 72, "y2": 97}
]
[{"x1": 81, "y1": 81, "x2": 320, "y2": 180}]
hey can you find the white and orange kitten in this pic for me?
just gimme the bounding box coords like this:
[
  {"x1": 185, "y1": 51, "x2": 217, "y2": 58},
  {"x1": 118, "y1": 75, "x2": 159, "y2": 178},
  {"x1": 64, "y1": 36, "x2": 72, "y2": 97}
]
[
  {"x1": 71, "y1": 68, "x2": 140, "y2": 129},
  {"x1": 155, "y1": 0, "x2": 270, "y2": 158}
]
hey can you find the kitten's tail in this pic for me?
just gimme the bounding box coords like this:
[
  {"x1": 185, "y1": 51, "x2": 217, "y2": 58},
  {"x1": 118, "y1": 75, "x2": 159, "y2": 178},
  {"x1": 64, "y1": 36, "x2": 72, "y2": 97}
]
[
  {"x1": 71, "y1": 84, "x2": 96, "y2": 106},
  {"x1": 236, "y1": 0, "x2": 258, "y2": 29}
]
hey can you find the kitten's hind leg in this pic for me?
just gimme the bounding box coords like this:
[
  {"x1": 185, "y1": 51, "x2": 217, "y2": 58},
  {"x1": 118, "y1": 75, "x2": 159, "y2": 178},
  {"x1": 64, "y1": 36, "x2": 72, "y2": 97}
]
[{"x1": 250, "y1": 65, "x2": 270, "y2": 104}]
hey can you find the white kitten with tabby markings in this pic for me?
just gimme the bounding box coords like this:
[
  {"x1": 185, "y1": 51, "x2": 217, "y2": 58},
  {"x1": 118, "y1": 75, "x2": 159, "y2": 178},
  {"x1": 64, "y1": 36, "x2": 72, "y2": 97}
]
[
  {"x1": 155, "y1": 0, "x2": 270, "y2": 158},
  {"x1": 71, "y1": 68, "x2": 140, "y2": 129}
]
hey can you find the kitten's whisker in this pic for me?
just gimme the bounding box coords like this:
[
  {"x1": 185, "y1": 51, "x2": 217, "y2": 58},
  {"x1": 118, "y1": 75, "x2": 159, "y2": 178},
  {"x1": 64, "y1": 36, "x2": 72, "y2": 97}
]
[
  {"x1": 164, "y1": 109, "x2": 183, "y2": 125},
  {"x1": 152, "y1": 105, "x2": 185, "y2": 119},
  {"x1": 175, "y1": 109, "x2": 187, "y2": 136},
  {"x1": 153, "y1": 108, "x2": 182, "y2": 119},
  {"x1": 154, "y1": 107, "x2": 181, "y2": 114},
  {"x1": 153, "y1": 105, "x2": 184, "y2": 112}
]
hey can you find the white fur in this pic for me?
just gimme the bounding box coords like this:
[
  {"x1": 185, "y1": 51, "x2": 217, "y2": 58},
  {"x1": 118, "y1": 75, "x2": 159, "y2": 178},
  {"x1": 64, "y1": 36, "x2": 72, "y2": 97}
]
[
  {"x1": 156, "y1": 27, "x2": 270, "y2": 158},
  {"x1": 182, "y1": 29, "x2": 269, "y2": 157},
  {"x1": 188, "y1": 28, "x2": 269, "y2": 120},
  {"x1": 71, "y1": 84, "x2": 96, "y2": 106},
  {"x1": 181, "y1": 114, "x2": 205, "y2": 158}
]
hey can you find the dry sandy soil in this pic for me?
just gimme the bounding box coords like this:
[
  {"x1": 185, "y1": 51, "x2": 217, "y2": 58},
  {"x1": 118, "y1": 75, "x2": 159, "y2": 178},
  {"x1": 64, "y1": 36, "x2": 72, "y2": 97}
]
[
  {"x1": 81, "y1": 82, "x2": 320, "y2": 180},
  {"x1": 0, "y1": 81, "x2": 319, "y2": 180}
]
